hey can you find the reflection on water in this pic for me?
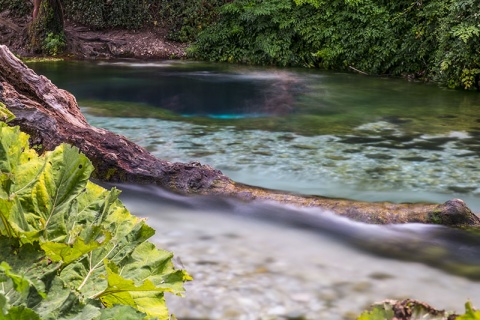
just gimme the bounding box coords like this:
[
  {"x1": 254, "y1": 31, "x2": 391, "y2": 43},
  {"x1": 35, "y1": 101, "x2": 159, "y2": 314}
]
[{"x1": 115, "y1": 183, "x2": 480, "y2": 319}]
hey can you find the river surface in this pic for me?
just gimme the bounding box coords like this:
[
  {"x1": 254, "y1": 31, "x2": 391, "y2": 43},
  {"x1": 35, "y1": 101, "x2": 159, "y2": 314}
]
[{"x1": 29, "y1": 60, "x2": 480, "y2": 319}]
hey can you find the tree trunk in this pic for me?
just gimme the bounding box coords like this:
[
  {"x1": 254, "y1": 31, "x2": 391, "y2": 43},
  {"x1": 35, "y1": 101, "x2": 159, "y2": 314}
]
[
  {"x1": 29, "y1": 0, "x2": 65, "y2": 54},
  {"x1": 0, "y1": 45, "x2": 479, "y2": 226},
  {"x1": 33, "y1": 0, "x2": 42, "y2": 20}
]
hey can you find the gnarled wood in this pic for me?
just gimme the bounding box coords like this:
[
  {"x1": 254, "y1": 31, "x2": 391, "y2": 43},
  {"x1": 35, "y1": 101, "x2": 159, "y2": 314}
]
[{"x1": 0, "y1": 45, "x2": 479, "y2": 226}]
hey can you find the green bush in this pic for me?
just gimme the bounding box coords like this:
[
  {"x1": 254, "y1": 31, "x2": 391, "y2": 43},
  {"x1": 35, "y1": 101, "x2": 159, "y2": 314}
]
[
  {"x1": 0, "y1": 0, "x2": 31, "y2": 17},
  {"x1": 433, "y1": 0, "x2": 480, "y2": 89},
  {"x1": 0, "y1": 120, "x2": 191, "y2": 319},
  {"x1": 42, "y1": 32, "x2": 66, "y2": 56},
  {"x1": 190, "y1": 0, "x2": 480, "y2": 89},
  {"x1": 156, "y1": 0, "x2": 229, "y2": 42},
  {"x1": 188, "y1": 0, "x2": 319, "y2": 66},
  {"x1": 62, "y1": 0, "x2": 150, "y2": 30},
  {"x1": 189, "y1": 0, "x2": 412, "y2": 69},
  {"x1": 61, "y1": 0, "x2": 227, "y2": 40}
]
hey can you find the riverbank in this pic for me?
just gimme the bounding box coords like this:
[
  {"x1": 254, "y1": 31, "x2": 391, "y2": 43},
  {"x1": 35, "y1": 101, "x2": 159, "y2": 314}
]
[{"x1": 0, "y1": 10, "x2": 187, "y2": 59}]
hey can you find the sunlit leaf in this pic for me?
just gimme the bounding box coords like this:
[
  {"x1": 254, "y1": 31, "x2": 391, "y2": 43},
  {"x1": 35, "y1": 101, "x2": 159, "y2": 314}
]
[
  {"x1": 357, "y1": 304, "x2": 393, "y2": 320},
  {"x1": 120, "y1": 241, "x2": 192, "y2": 296},
  {"x1": 457, "y1": 301, "x2": 480, "y2": 320},
  {"x1": 96, "y1": 260, "x2": 169, "y2": 318},
  {"x1": 0, "y1": 123, "x2": 190, "y2": 319},
  {"x1": 0, "y1": 103, "x2": 15, "y2": 123},
  {"x1": 41, "y1": 234, "x2": 108, "y2": 265}
]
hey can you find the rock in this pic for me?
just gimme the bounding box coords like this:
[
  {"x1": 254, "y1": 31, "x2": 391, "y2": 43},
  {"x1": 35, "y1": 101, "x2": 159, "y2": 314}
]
[{"x1": 428, "y1": 199, "x2": 480, "y2": 225}]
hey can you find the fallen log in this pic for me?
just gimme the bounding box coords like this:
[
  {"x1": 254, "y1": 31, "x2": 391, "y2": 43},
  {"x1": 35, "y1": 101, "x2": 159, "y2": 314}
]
[{"x1": 0, "y1": 45, "x2": 479, "y2": 226}]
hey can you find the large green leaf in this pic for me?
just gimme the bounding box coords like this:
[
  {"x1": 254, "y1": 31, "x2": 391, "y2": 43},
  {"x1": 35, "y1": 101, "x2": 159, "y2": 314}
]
[
  {"x1": 40, "y1": 235, "x2": 107, "y2": 265},
  {"x1": 0, "y1": 262, "x2": 30, "y2": 296},
  {"x1": 0, "y1": 237, "x2": 57, "y2": 306},
  {"x1": 97, "y1": 261, "x2": 169, "y2": 319},
  {"x1": 0, "y1": 123, "x2": 190, "y2": 319},
  {"x1": 0, "y1": 305, "x2": 41, "y2": 320},
  {"x1": 0, "y1": 125, "x2": 42, "y2": 200},
  {"x1": 120, "y1": 241, "x2": 192, "y2": 295},
  {"x1": 97, "y1": 305, "x2": 146, "y2": 320},
  {"x1": 29, "y1": 144, "x2": 93, "y2": 242}
]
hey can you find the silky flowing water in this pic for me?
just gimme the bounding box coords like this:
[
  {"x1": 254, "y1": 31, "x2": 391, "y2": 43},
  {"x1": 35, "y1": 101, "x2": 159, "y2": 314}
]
[{"x1": 29, "y1": 61, "x2": 480, "y2": 319}]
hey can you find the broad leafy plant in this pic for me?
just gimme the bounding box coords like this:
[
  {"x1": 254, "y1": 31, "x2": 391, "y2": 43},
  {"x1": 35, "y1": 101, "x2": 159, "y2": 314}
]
[{"x1": 0, "y1": 121, "x2": 191, "y2": 319}]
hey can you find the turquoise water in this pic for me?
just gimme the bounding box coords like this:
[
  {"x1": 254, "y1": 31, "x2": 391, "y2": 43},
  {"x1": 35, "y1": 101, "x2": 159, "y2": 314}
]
[{"x1": 29, "y1": 60, "x2": 480, "y2": 210}]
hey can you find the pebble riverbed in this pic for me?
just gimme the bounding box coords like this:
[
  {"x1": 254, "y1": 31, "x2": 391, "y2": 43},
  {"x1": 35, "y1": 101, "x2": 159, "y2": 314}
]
[{"x1": 120, "y1": 191, "x2": 480, "y2": 320}]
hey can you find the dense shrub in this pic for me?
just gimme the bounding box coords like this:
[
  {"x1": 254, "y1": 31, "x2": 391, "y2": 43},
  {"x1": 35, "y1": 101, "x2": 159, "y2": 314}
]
[
  {"x1": 189, "y1": 0, "x2": 421, "y2": 70},
  {"x1": 155, "y1": 0, "x2": 229, "y2": 42},
  {"x1": 190, "y1": 0, "x2": 480, "y2": 89},
  {"x1": 188, "y1": 0, "x2": 317, "y2": 66},
  {"x1": 62, "y1": 0, "x2": 150, "y2": 30},
  {"x1": 0, "y1": 0, "x2": 31, "y2": 17},
  {"x1": 61, "y1": 0, "x2": 227, "y2": 36},
  {"x1": 433, "y1": 0, "x2": 480, "y2": 89}
]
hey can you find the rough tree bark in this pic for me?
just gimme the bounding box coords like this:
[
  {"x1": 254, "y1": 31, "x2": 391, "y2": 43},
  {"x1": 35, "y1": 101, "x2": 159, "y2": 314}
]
[{"x1": 0, "y1": 45, "x2": 479, "y2": 226}]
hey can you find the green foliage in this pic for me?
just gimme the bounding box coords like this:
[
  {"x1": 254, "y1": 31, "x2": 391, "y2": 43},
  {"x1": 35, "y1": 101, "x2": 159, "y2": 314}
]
[
  {"x1": 0, "y1": 0, "x2": 31, "y2": 16},
  {"x1": 0, "y1": 122, "x2": 191, "y2": 319},
  {"x1": 433, "y1": 0, "x2": 480, "y2": 89},
  {"x1": 61, "y1": 0, "x2": 106, "y2": 30},
  {"x1": 190, "y1": 0, "x2": 480, "y2": 89},
  {"x1": 156, "y1": 0, "x2": 229, "y2": 42},
  {"x1": 42, "y1": 32, "x2": 66, "y2": 56},
  {"x1": 63, "y1": 0, "x2": 145, "y2": 29},
  {"x1": 61, "y1": 0, "x2": 227, "y2": 40},
  {"x1": 189, "y1": 0, "x2": 407, "y2": 68},
  {"x1": 189, "y1": 0, "x2": 319, "y2": 66},
  {"x1": 62, "y1": 0, "x2": 150, "y2": 30}
]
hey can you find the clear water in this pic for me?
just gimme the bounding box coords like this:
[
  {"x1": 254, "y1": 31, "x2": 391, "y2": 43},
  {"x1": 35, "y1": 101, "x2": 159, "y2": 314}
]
[
  {"x1": 30, "y1": 60, "x2": 480, "y2": 210},
  {"x1": 117, "y1": 184, "x2": 480, "y2": 319},
  {"x1": 29, "y1": 60, "x2": 480, "y2": 318}
]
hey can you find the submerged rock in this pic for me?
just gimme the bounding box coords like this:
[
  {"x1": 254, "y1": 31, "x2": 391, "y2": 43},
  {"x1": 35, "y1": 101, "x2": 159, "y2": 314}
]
[{"x1": 429, "y1": 199, "x2": 480, "y2": 226}]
